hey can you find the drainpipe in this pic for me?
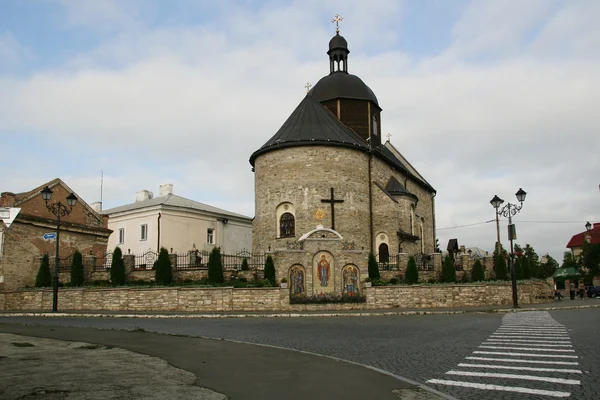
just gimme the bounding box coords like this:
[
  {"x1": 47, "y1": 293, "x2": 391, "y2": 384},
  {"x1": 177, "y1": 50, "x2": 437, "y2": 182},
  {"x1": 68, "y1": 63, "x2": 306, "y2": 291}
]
[
  {"x1": 368, "y1": 154, "x2": 374, "y2": 255},
  {"x1": 157, "y1": 212, "x2": 161, "y2": 253}
]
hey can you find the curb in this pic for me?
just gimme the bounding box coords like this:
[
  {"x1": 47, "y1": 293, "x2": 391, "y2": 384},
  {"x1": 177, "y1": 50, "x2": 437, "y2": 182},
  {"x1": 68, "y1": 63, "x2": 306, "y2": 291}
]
[{"x1": 1, "y1": 304, "x2": 598, "y2": 319}]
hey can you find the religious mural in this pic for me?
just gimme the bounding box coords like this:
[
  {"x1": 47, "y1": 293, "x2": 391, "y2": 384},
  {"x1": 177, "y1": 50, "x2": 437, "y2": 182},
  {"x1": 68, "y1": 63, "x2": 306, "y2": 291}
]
[
  {"x1": 289, "y1": 265, "x2": 305, "y2": 296},
  {"x1": 312, "y1": 251, "x2": 334, "y2": 294},
  {"x1": 342, "y1": 265, "x2": 360, "y2": 297}
]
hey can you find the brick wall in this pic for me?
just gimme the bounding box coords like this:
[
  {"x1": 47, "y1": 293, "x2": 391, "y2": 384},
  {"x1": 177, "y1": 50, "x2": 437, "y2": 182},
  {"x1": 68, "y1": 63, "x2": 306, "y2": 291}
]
[{"x1": 0, "y1": 280, "x2": 553, "y2": 312}]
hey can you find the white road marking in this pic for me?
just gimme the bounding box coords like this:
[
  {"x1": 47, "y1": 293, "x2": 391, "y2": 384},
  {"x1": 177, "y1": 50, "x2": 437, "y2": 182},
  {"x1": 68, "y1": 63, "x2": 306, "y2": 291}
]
[
  {"x1": 479, "y1": 345, "x2": 575, "y2": 352},
  {"x1": 485, "y1": 341, "x2": 572, "y2": 347},
  {"x1": 487, "y1": 338, "x2": 572, "y2": 344},
  {"x1": 493, "y1": 334, "x2": 570, "y2": 339},
  {"x1": 465, "y1": 356, "x2": 579, "y2": 365},
  {"x1": 493, "y1": 332, "x2": 569, "y2": 336},
  {"x1": 473, "y1": 351, "x2": 578, "y2": 358},
  {"x1": 446, "y1": 370, "x2": 580, "y2": 384},
  {"x1": 425, "y1": 379, "x2": 571, "y2": 398},
  {"x1": 457, "y1": 363, "x2": 582, "y2": 373}
]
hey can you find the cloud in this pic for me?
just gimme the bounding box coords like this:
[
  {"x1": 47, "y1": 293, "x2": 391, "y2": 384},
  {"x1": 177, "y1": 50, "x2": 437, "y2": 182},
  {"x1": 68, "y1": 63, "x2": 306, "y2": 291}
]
[{"x1": 0, "y1": 32, "x2": 32, "y2": 65}]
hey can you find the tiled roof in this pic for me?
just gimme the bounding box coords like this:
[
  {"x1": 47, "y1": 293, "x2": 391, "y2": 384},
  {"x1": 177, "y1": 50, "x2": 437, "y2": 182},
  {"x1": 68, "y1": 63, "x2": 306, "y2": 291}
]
[{"x1": 566, "y1": 223, "x2": 600, "y2": 248}]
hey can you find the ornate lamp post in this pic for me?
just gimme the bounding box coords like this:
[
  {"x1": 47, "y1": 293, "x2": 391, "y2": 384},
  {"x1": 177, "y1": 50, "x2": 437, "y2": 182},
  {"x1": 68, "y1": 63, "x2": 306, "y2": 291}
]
[
  {"x1": 585, "y1": 221, "x2": 592, "y2": 232},
  {"x1": 41, "y1": 186, "x2": 77, "y2": 312},
  {"x1": 490, "y1": 188, "x2": 527, "y2": 308}
]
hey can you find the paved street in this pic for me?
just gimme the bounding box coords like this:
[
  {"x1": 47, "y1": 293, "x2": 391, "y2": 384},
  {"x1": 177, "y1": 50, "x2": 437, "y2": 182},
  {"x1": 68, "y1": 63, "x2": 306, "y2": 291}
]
[{"x1": 1, "y1": 307, "x2": 599, "y2": 399}]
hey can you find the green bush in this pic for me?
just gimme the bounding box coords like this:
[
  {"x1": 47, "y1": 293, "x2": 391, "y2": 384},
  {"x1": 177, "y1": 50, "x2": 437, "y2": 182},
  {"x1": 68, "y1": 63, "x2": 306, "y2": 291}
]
[
  {"x1": 442, "y1": 255, "x2": 457, "y2": 283},
  {"x1": 368, "y1": 252, "x2": 380, "y2": 279},
  {"x1": 493, "y1": 249, "x2": 509, "y2": 281},
  {"x1": 289, "y1": 293, "x2": 366, "y2": 304},
  {"x1": 241, "y1": 258, "x2": 249, "y2": 271},
  {"x1": 208, "y1": 247, "x2": 224, "y2": 284},
  {"x1": 372, "y1": 278, "x2": 387, "y2": 286},
  {"x1": 522, "y1": 257, "x2": 532, "y2": 280},
  {"x1": 471, "y1": 259, "x2": 485, "y2": 282},
  {"x1": 90, "y1": 279, "x2": 110, "y2": 287},
  {"x1": 405, "y1": 256, "x2": 419, "y2": 284},
  {"x1": 70, "y1": 250, "x2": 84, "y2": 287},
  {"x1": 389, "y1": 277, "x2": 399, "y2": 285},
  {"x1": 514, "y1": 257, "x2": 524, "y2": 280},
  {"x1": 264, "y1": 255, "x2": 276, "y2": 286},
  {"x1": 35, "y1": 254, "x2": 52, "y2": 287},
  {"x1": 110, "y1": 247, "x2": 126, "y2": 286},
  {"x1": 155, "y1": 247, "x2": 172, "y2": 285}
]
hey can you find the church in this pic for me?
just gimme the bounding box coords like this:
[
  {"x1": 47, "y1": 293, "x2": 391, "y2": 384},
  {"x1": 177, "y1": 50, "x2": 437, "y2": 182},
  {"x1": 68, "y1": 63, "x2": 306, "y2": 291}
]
[{"x1": 250, "y1": 22, "x2": 436, "y2": 297}]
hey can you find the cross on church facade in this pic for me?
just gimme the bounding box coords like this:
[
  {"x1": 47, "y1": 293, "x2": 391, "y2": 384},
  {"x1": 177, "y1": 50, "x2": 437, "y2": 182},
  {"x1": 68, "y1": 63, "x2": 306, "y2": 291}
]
[
  {"x1": 331, "y1": 14, "x2": 343, "y2": 33},
  {"x1": 321, "y1": 187, "x2": 344, "y2": 230}
]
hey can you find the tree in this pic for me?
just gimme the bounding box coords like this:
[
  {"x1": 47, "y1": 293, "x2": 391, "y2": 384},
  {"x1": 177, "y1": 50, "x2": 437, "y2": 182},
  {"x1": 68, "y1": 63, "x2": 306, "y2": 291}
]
[
  {"x1": 523, "y1": 244, "x2": 540, "y2": 278},
  {"x1": 522, "y1": 256, "x2": 532, "y2": 280},
  {"x1": 208, "y1": 247, "x2": 224, "y2": 284},
  {"x1": 155, "y1": 247, "x2": 172, "y2": 285},
  {"x1": 441, "y1": 255, "x2": 456, "y2": 283},
  {"x1": 35, "y1": 254, "x2": 52, "y2": 287},
  {"x1": 70, "y1": 250, "x2": 84, "y2": 287},
  {"x1": 471, "y1": 259, "x2": 485, "y2": 282},
  {"x1": 561, "y1": 251, "x2": 578, "y2": 269},
  {"x1": 110, "y1": 247, "x2": 126, "y2": 286},
  {"x1": 264, "y1": 255, "x2": 276, "y2": 286},
  {"x1": 493, "y1": 245, "x2": 509, "y2": 280},
  {"x1": 368, "y1": 252, "x2": 380, "y2": 279},
  {"x1": 581, "y1": 242, "x2": 600, "y2": 279},
  {"x1": 538, "y1": 254, "x2": 559, "y2": 279},
  {"x1": 514, "y1": 256, "x2": 523, "y2": 280},
  {"x1": 405, "y1": 256, "x2": 418, "y2": 284}
]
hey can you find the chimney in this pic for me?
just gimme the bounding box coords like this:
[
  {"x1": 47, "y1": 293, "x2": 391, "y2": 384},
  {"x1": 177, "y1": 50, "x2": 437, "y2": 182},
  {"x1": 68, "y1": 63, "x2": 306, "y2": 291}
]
[
  {"x1": 1, "y1": 192, "x2": 16, "y2": 207},
  {"x1": 90, "y1": 202, "x2": 102, "y2": 213},
  {"x1": 159, "y1": 184, "x2": 173, "y2": 196},
  {"x1": 136, "y1": 190, "x2": 153, "y2": 202}
]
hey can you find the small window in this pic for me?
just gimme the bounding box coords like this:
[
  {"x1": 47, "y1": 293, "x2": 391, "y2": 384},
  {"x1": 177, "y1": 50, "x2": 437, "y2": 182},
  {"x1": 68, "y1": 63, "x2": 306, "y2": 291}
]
[
  {"x1": 119, "y1": 228, "x2": 125, "y2": 244},
  {"x1": 140, "y1": 224, "x2": 147, "y2": 241},
  {"x1": 207, "y1": 228, "x2": 214, "y2": 244},
  {"x1": 280, "y1": 213, "x2": 295, "y2": 237}
]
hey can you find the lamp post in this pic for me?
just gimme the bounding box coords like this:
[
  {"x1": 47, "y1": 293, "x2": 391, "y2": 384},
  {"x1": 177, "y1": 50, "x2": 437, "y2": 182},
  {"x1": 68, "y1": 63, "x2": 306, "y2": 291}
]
[
  {"x1": 41, "y1": 186, "x2": 77, "y2": 312},
  {"x1": 585, "y1": 221, "x2": 592, "y2": 232},
  {"x1": 490, "y1": 188, "x2": 527, "y2": 308}
]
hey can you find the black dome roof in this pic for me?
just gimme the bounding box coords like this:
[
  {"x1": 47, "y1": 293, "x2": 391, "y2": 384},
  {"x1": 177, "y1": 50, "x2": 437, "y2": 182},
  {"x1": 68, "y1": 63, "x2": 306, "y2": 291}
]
[
  {"x1": 329, "y1": 33, "x2": 348, "y2": 51},
  {"x1": 309, "y1": 72, "x2": 379, "y2": 106}
]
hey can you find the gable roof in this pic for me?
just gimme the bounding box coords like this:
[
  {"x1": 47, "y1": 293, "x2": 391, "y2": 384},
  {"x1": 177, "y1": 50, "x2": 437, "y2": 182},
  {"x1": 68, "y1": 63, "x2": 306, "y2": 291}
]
[
  {"x1": 103, "y1": 193, "x2": 251, "y2": 220},
  {"x1": 249, "y1": 94, "x2": 370, "y2": 166},
  {"x1": 384, "y1": 140, "x2": 431, "y2": 187},
  {"x1": 566, "y1": 223, "x2": 600, "y2": 248}
]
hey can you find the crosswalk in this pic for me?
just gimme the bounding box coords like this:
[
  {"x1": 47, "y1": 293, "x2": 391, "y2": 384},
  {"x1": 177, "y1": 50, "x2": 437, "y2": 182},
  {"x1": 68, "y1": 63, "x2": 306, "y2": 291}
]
[{"x1": 427, "y1": 311, "x2": 581, "y2": 398}]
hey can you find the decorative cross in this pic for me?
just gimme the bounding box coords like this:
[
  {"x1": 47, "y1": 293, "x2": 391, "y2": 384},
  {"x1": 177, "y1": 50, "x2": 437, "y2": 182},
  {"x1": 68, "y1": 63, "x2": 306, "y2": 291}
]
[
  {"x1": 320, "y1": 187, "x2": 344, "y2": 230},
  {"x1": 331, "y1": 14, "x2": 343, "y2": 34},
  {"x1": 386, "y1": 133, "x2": 392, "y2": 142},
  {"x1": 304, "y1": 82, "x2": 312, "y2": 93}
]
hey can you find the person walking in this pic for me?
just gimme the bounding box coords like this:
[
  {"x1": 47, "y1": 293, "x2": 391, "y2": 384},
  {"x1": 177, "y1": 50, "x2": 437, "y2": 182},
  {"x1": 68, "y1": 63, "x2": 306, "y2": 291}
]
[
  {"x1": 570, "y1": 281, "x2": 576, "y2": 300},
  {"x1": 579, "y1": 281, "x2": 586, "y2": 299}
]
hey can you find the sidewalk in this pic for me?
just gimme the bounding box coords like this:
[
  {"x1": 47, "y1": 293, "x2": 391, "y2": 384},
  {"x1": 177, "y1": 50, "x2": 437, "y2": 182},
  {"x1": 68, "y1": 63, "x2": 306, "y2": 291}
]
[{"x1": 1, "y1": 297, "x2": 598, "y2": 319}]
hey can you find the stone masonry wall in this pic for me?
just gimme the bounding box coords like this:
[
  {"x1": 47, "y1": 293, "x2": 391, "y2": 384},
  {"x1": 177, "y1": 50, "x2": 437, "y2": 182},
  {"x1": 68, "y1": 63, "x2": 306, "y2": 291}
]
[{"x1": 1, "y1": 280, "x2": 553, "y2": 312}]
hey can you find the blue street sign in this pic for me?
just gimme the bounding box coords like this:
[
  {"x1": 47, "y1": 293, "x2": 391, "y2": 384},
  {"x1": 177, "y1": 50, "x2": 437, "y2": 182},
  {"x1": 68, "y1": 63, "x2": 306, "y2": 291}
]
[{"x1": 43, "y1": 232, "x2": 57, "y2": 240}]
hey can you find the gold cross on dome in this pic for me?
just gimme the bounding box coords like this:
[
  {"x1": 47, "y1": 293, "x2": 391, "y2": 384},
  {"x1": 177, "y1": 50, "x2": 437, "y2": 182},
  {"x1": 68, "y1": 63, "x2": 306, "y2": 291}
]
[
  {"x1": 331, "y1": 14, "x2": 343, "y2": 33},
  {"x1": 386, "y1": 133, "x2": 392, "y2": 142},
  {"x1": 305, "y1": 82, "x2": 312, "y2": 93}
]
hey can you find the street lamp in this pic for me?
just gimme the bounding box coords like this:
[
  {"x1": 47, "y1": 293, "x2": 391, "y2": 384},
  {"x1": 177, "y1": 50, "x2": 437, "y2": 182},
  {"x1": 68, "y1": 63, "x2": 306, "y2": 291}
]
[
  {"x1": 41, "y1": 186, "x2": 77, "y2": 312},
  {"x1": 585, "y1": 221, "x2": 592, "y2": 232},
  {"x1": 490, "y1": 188, "x2": 527, "y2": 308}
]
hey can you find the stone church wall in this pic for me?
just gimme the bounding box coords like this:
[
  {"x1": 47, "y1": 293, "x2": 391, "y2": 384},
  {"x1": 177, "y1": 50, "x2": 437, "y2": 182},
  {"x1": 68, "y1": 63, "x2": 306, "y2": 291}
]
[
  {"x1": 0, "y1": 280, "x2": 553, "y2": 312},
  {"x1": 253, "y1": 147, "x2": 371, "y2": 254}
]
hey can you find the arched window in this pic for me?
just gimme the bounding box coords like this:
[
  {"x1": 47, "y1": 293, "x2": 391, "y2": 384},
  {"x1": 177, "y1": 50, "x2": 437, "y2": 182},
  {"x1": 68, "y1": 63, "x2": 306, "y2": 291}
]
[
  {"x1": 280, "y1": 213, "x2": 295, "y2": 237},
  {"x1": 378, "y1": 243, "x2": 390, "y2": 263}
]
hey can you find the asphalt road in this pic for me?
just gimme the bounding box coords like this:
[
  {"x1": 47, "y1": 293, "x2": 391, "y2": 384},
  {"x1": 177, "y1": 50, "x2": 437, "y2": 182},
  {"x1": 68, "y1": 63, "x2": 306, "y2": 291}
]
[{"x1": 1, "y1": 308, "x2": 598, "y2": 400}]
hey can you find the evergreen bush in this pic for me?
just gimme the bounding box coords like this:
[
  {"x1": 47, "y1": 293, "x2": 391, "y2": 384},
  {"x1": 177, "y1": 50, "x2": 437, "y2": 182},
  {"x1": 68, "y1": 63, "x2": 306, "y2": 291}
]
[
  {"x1": 241, "y1": 258, "x2": 249, "y2": 271},
  {"x1": 264, "y1": 255, "x2": 276, "y2": 286},
  {"x1": 405, "y1": 256, "x2": 419, "y2": 284},
  {"x1": 471, "y1": 259, "x2": 485, "y2": 282},
  {"x1": 35, "y1": 254, "x2": 52, "y2": 287},
  {"x1": 514, "y1": 257, "x2": 524, "y2": 280},
  {"x1": 493, "y1": 249, "x2": 509, "y2": 281},
  {"x1": 522, "y1": 257, "x2": 532, "y2": 280},
  {"x1": 207, "y1": 247, "x2": 224, "y2": 284},
  {"x1": 70, "y1": 250, "x2": 84, "y2": 287},
  {"x1": 368, "y1": 252, "x2": 381, "y2": 279},
  {"x1": 442, "y1": 255, "x2": 457, "y2": 283},
  {"x1": 155, "y1": 247, "x2": 172, "y2": 285},
  {"x1": 110, "y1": 247, "x2": 126, "y2": 286}
]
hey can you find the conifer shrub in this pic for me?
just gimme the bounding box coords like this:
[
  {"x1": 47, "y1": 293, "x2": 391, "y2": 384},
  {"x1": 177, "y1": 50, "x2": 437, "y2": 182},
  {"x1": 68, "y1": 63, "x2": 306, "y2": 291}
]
[
  {"x1": 493, "y1": 253, "x2": 509, "y2": 281},
  {"x1": 155, "y1": 247, "x2": 172, "y2": 285},
  {"x1": 405, "y1": 256, "x2": 419, "y2": 284},
  {"x1": 70, "y1": 250, "x2": 84, "y2": 287},
  {"x1": 368, "y1": 252, "x2": 381, "y2": 279},
  {"x1": 35, "y1": 254, "x2": 52, "y2": 287},
  {"x1": 514, "y1": 257, "x2": 524, "y2": 280},
  {"x1": 442, "y1": 255, "x2": 457, "y2": 283},
  {"x1": 471, "y1": 259, "x2": 485, "y2": 282},
  {"x1": 241, "y1": 258, "x2": 249, "y2": 271},
  {"x1": 110, "y1": 247, "x2": 126, "y2": 286},
  {"x1": 264, "y1": 255, "x2": 276, "y2": 286},
  {"x1": 522, "y1": 257, "x2": 532, "y2": 280},
  {"x1": 208, "y1": 247, "x2": 224, "y2": 284}
]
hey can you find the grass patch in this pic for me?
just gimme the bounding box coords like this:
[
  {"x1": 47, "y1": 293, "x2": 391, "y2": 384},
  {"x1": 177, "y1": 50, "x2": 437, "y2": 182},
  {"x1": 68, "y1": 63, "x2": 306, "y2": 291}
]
[{"x1": 11, "y1": 342, "x2": 35, "y2": 347}]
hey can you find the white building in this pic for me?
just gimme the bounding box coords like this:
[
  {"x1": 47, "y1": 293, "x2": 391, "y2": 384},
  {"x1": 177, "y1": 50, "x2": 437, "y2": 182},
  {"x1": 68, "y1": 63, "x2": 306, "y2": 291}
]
[{"x1": 103, "y1": 184, "x2": 252, "y2": 255}]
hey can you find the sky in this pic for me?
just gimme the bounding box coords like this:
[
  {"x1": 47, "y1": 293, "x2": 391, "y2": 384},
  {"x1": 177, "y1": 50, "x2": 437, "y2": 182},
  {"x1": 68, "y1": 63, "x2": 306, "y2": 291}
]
[{"x1": 1, "y1": 0, "x2": 599, "y2": 262}]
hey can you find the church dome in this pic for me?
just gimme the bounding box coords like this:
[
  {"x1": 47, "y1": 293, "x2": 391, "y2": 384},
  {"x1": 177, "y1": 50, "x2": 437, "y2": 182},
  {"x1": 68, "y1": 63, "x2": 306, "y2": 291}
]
[
  {"x1": 329, "y1": 33, "x2": 348, "y2": 51},
  {"x1": 309, "y1": 72, "x2": 379, "y2": 106}
]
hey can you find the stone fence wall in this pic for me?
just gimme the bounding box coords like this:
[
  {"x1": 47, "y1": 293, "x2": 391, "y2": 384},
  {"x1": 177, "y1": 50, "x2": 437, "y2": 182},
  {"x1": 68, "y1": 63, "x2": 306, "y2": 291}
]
[{"x1": 0, "y1": 280, "x2": 553, "y2": 312}]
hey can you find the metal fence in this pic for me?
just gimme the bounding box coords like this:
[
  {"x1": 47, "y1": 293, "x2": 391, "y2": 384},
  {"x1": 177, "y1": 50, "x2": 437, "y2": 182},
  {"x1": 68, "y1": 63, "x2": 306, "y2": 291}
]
[
  {"x1": 135, "y1": 250, "x2": 158, "y2": 270},
  {"x1": 415, "y1": 253, "x2": 434, "y2": 271},
  {"x1": 378, "y1": 254, "x2": 399, "y2": 271},
  {"x1": 174, "y1": 249, "x2": 265, "y2": 271},
  {"x1": 94, "y1": 252, "x2": 112, "y2": 272}
]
